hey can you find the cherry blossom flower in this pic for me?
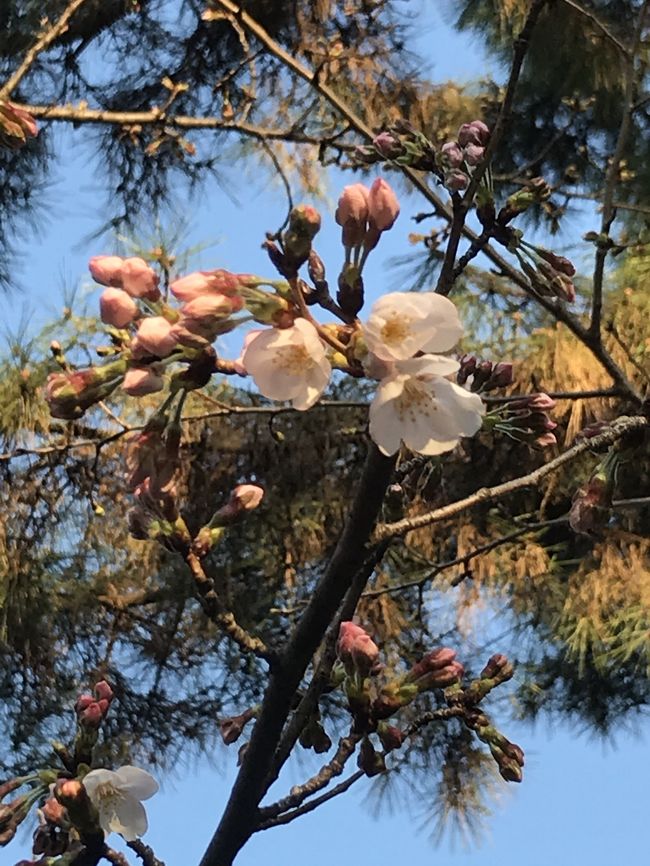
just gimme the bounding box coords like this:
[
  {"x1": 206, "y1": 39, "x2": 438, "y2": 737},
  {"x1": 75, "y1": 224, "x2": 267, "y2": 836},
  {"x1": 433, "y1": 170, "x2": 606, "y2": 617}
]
[
  {"x1": 362, "y1": 291, "x2": 463, "y2": 362},
  {"x1": 242, "y1": 318, "x2": 331, "y2": 410},
  {"x1": 369, "y1": 356, "x2": 485, "y2": 456},
  {"x1": 82, "y1": 766, "x2": 158, "y2": 842}
]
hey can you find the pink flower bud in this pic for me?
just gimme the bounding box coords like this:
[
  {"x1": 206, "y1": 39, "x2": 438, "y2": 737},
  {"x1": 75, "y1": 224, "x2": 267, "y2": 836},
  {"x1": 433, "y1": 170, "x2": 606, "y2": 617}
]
[
  {"x1": 121, "y1": 257, "x2": 160, "y2": 300},
  {"x1": 132, "y1": 316, "x2": 178, "y2": 358},
  {"x1": 2, "y1": 102, "x2": 38, "y2": 138},
  {"x1": 335, "y1": 183, "x2": 370, "y2": 229},
  {"x1": 458, "y1": 120, "x2": 490, "y2": 147},
  {"x1": 463, "y1": 144, "x2": 485, "y2": 166},
  {"x1": 170, "y1": 269, "x2": 242, "y2": 302},
  {"x1": 181, "y1": 294, "x2": 242, "y2": 320},
  {"x1": 94, "y1": 680, "x2": 114, "y2": 703},
  {"x1": 444, "y1": 169, "x2": 469, "y2": 192},
  {"x1": 230, "y1": 484, "x2": 265, "y2": 511},
  {"x1": 367, "y1": 177, "x2": 400, "y2": 232},
  {"x1": 99, "y1": 287, "x2": 139, "y2": 327},
  {"x1": 89, "y1": 255, "x2": 125, "y2": 287},
  {"x1": 440, "y1": 141, "x2": 464, "y2": 168},
  {"x1": 75, "y1": 694, "x2": 94, "y2": 712},
  {"x1": 123, "y1": 366, "x2": 165, "y2": 396},
  {"x1": 337, "y1": 621, "x2": 380, "y2": 677},
  {"x1": 535, "y1": 431, "x2": 557, "y2": 447},
  {"x1": 288, "y1": 205, "x2": 322, "y2": 240},
  {"x1": 527, "y1": 392, "x2": 556, "y2": 411}
]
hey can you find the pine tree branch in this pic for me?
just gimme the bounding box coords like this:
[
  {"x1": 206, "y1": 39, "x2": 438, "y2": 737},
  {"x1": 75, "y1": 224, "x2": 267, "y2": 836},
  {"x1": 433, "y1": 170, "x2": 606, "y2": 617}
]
[
  {"x1": 590, "y1": 0, "x2": 650, "y2": 342},
  {"x1": 0, "y1": 0, "x2": 91, "y2": 101},
  {"x1": 198, "y1": 444, "x2": 395, "y2": 866},
  {"x1": 559, "y1": 0, "x2": 632, "y2": 59},
  {"x1": 374, "y1": 415, "x2": 648, "y2": 542}
]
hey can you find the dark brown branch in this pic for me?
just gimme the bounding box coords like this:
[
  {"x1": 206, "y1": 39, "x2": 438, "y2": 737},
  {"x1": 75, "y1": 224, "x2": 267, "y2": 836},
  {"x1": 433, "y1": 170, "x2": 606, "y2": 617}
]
[
  {"x1": 127, "y1": 839, "x2": 167, "y2": 866},
  {"x1": 559, "y1": 0, "x2": 631, "y2": 58},
  {"x1": 198, "y1": 445, "x2": 395, "y2": 866},
  {"x1": 255, "y1": 771, "x2": 364, "y2": 830},
  {"x1": 259, "y1": 733, "x2": 360, "y2": 820}
]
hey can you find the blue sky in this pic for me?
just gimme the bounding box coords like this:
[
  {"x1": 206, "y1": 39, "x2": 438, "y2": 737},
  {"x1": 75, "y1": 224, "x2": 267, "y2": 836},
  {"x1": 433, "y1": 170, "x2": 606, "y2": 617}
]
[{"x1": 5, "y1": 3, "x2": 649, "y2": 865}]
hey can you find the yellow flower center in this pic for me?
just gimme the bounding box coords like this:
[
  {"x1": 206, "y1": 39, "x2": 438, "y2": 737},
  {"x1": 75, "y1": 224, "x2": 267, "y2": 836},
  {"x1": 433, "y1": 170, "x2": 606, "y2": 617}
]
[
  {"x1": 396, "y1": 379, "x2": 436, "y2": 423},
  {"x1": 274, "y1": 344, "x2": 314, "y2": 373},
  {"x1": 380, "y1": 314, "x2": 413, "y2": 346}
]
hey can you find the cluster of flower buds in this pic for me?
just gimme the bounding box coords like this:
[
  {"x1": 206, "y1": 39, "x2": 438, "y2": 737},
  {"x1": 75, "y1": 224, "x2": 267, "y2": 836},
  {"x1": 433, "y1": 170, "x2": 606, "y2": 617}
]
[
  {"x1": 263, "y1": 205, "x2": 322, "y2": 280},
  {"x1": 355, "y1": 121, "x2": 438, "y2": 173},
  {"x1": 439, "y1": 120, "x2": 490, "y2": 192},
  {"x1": 32, "y1": 793, "x2": 70, "y2": 858},
  {"x1": 497, "y1": 392, "x2": 558, "y2": 447},
  {"x1": 514, "y1": 240, "x2": 576, "y2": 303},
  {"x1": 569, "y1": 458, "x2": 615, "y2": 536},
  {"x1": 334, "y1": 178, "x2": 400, "y2": 317},
  {"x1": 75, "y1": 680, "x2": 114, "y2": 730},
  {"x1": 0, "y1": 778, "x2": 33, "y2": 846},
  {"x1": 332, "y1": 625, "x2": 523, "y2": 783},
  {"x1": 457, "y1": 356, "x2": 514, "y2": 393},
  {"x1": 0, "y1": 101, "x2": 38, "y2": 149}
]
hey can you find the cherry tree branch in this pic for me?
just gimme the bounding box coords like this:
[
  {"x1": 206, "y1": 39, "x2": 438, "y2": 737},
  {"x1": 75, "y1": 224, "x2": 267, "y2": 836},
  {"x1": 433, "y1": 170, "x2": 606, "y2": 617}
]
[
  {"x1": 184, "y1": 550, "x2": 276, "y2": 665},
  {"x1": 127, "y1": 839, "x2": 166, "y2": 866},
  {"x1": 259, "y1": 732, "x2": 361, "y2": 820},
  {"x1": 198, "y1": 445, "x2": 395, "y2": 866},
  {"x1": 374, "y1": 415, "x2": 648, "y2": 541},
  {"x1": 255, "y1": 771, "x2": 364, "y2": 830},
  {"x1": 0, "y1": 0, "x2": 91, "y2": 101},
  {"x1": 209, "y1": 0, "x2": 641, "y2": 406}
]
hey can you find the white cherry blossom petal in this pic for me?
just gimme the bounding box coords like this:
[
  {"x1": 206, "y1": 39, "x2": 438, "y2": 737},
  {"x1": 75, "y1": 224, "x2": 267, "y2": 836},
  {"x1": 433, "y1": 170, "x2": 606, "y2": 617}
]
[
  {"x1": 368, "y1": 357, "x2": 485, "y2": 456},
  {"x1": 363, "y1": 291, "x2": 464, "y2": 361},
  {"x1": 114, "y1": 766, "x2": 159, "y2": 800},
  {"x1": 242, "y1": 319, "x2": 331, "y2": 410},
  {"x1": 100, "y1": 794, "x2": 148, "y2": 842}
]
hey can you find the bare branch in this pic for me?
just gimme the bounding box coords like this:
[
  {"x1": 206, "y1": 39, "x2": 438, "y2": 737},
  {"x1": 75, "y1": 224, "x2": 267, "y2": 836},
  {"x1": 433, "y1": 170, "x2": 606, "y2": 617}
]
[
  {"x1": 127, "y1": 839, "x2": 166, "y2": 866},
  {"x1": 374, "y1": 415, "x2": 648, "y2": 542},
  {"x1": 259, "y1": 732, "x2": 360, "y2": 820},
  {"x1": 559, "y1": 0, "x2": 631, "y2": 59},
  {"x1": 185, "y1": 550, "x2": 276, "y2": 665}
]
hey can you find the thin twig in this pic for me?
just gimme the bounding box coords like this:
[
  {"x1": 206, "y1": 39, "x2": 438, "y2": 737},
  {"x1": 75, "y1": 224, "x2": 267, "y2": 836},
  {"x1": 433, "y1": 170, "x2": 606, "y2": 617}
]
[
  {"x1": 559, "y1": 0, "x2": 631, "y2": 58},
  {"x1": 374, "y1": 415, "x2": 648, "y2": 541},
  {"x1": 259, "y1": 732, "x2": 360, "y2": 820},
  {"x1": 0, "y1": 0, "x2": 91, "y2": 101},
  {"x1": 185, "y1": 550, "x2": 276, "y2": 665},
  {"x1": 255, "y1": 771, "x2": 364, "y2": 830},
  {"x1": 127, "y1": 839, "x2": 166, "y2": 866}
]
